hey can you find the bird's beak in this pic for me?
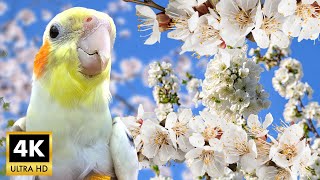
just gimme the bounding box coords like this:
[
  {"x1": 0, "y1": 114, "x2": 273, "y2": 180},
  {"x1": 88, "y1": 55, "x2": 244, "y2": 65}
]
[{"x1": 77, "y1": 16, "x2": 111, "y2": 76}]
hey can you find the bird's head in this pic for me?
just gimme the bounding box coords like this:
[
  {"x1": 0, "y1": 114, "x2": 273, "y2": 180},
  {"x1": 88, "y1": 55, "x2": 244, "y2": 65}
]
[{"x1": 34, "y1": 7, "x2": 116, "y2": 108}]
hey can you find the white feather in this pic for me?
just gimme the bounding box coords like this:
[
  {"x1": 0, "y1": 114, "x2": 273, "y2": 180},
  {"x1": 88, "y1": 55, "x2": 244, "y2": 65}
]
[
  {"x1": 24, "y1": 80, "x2": 114, "y2": 180},
  {"x1": 110, "y1": 118, "x2": 139, "y2": 180}
]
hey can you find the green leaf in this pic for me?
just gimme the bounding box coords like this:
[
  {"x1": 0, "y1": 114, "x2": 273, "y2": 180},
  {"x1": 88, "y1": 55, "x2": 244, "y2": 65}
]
[
  {"x1": 7, "y1": 120, "x2": 15, "y2": 128},
  {"x1": 186, "y1": 72, "x2": 193, "y2": 80},
  {"x1": 2, "y1": 102, "x2": 9, "y2": 111},
  {"x1": 305, "y1": 166, "x2": 316, "y2": 176},
  {"x1": 0, "y1": 166, "x2": 5, "y2": 176},
  {"x1": 0, "y1": 49, "x2": 7, "y2": 58},
  {"x1": 151, "y1": 165, "x2": 160, "y2": 176}
]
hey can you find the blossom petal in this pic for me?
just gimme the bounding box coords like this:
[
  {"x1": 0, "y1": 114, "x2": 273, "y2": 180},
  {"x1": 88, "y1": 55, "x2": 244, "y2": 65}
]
[
  {"x1": 270, "y1": 31, "x2": 290, "y2": 48},
  {"x1": 177, "y1": 136, "x2": 193, "y2": 152},
  {"x1": 262, "y1": 113, "x2": 273, "y2": 129},
  {"x1": 167, "y1": 29, "x2": 190, "y2": 40},
  {"x1": 252, "y1": 28, "x2": 270, "y2": 49},
  {"x1": 185, "y1": 147, "x2": 202, "y2": 159},
  {"x1": 136, "y1": 5, "x2": 156, "y2": 19},
  {"x1": 209, "y1": 139, "x2": 223, "y2": 152},
  {"x1": 165, "y1": 112, "x2": 177, "y2": 129},
  {"x1": 178, "y1": 109, "x2": 192, "y2": 124},
  {"x1": 247, "y1": 114, "x2": 261, "y2": 128},
  {"x1": 158, "y1": 145, "x2": 175, "y2": 162},
  {"x1": 282, "y1": 16, "x2": 302, "y2": 37},
  {"x1": 169, "y1": 129, "x2": 177, "y2": 149},
  {"x1": 263, "y1": 0, "x2": 281, "y2": 17},
  {"x1": 236, "y1": 0, "x2": 258, "y2": 11},
  {"x1": 248, "y1": 139, "x2": 258, "y2": 158},
  {"x1": 240, "y1": 153, "x2": 257, "y2": 172},
  {"x1": 298, "y1": 18, "x2": 320, "y2": 41},
  {"x1": 144, "y1": 21, "x2": 161, "y2": 45},
  {"x1": 278, "y1": 0, "x2": 296, "y2": 16},
  {"x1": 190, "y1": 159, "x2": 205, "y2": 177},
  {"x1": 189, "y1": 133, "x2": 205, "y2": 148},
  {"x1": 137, "y1": 104, "x2": 145, "y2": 119},
  {"x1": 142, "y1": 143, "x2": 158, "y2": 158},
  {"x1": 255, "y1": 3, "x2": 263, "y2": 29},
  {"x1": 188, "y1": 11, "x2": 199, "y2": 32}
]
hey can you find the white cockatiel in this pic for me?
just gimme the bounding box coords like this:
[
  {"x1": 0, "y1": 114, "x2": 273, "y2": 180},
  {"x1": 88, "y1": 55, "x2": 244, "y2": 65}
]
[{"x1": 10, "y1": 7, "x2": 138, "y2": 180}]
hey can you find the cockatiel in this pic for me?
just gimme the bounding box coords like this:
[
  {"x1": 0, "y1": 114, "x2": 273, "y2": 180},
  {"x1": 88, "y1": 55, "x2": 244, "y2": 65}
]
[{"x1": 10, "y1": 7, "x2": 138, "y2": 180}]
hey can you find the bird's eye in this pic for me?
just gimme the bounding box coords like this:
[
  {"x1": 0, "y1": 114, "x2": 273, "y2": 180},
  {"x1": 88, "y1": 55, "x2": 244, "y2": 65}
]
[{"x1": 49, "y1": 25, "x2": 60, "y2": 39}]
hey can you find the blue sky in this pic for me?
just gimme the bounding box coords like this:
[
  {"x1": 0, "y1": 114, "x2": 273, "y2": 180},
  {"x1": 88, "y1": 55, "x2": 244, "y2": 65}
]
[{"x1": 0, "y1": 0, "x2": 320, "y2": 179}]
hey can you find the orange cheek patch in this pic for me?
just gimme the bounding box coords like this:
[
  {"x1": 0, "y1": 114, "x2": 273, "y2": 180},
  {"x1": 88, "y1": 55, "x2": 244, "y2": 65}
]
[{"x1": 34, "y1": 40, "x2": 50, "y2": 79}]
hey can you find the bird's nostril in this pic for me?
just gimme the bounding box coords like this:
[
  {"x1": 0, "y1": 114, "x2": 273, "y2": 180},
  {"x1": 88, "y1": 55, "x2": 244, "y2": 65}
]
[{"x1": 86, "y1": 17, "x2": 93, "y2": 22}]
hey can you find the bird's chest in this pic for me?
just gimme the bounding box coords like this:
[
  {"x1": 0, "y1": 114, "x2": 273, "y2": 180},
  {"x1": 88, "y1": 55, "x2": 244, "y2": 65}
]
[
  {"x1": 26, "y1": 95, "x2": 112, "y2": 145},
  {"x1": 25, "y1": 84, "x2": 114, "y2": 178},
  {"x1": 26, "y1": 81, "x2": 112, "y2": 143}
]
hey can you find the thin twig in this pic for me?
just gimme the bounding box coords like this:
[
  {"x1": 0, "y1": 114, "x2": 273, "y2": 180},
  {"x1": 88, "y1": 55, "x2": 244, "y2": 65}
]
[
  {"x1": 114, "y1": 94, "x2": 136, "y2": 114},
  {"x1": 204, "y1": 174, "x2": 211, "y2": 180},
  {"x1": 307, "y1": 118, "x2": 320, "y2": 138},
  {"x1": 123, "y1": 0, "x2": 165, "y2": 11},
  {"x1": 299, "y1": 99, "x2": 320, "y2": 138}
]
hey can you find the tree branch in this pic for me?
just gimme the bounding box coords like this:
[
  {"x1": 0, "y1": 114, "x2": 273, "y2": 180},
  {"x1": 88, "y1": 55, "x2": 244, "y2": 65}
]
[
  {"x1": 299, "y1": 99, "x2": 320, "y2": 138},
  {"x1": 123, "y1": 0, "x2": 165, "y2": 11},
  {"x1": 307, "y1": 118, "x2": 320, "y2": 138},
  {"x1": 114, "y1": 94, "x2": 136, "y2": 114}
]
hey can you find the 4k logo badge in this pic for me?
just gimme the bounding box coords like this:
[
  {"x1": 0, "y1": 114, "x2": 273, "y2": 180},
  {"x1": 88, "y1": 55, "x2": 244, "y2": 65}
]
[{"x1": 6, "y1": 132, "x2": 52, "y2": 176}]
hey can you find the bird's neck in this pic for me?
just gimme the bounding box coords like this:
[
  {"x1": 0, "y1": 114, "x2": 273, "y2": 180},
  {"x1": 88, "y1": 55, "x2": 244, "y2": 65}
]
[{"x1": 34, "y1": 63, "x2": 111, "y2": 110}]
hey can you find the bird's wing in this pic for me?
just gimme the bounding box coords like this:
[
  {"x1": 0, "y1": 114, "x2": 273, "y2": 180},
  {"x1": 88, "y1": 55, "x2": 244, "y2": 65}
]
[
  {"x1": 10, "y1": 118, "x2": 38, "y2": 180},
  {"x1": 110, "y1": 118, "x2": 139, "y2": 180},
  {"x1": 10, "y1": 176, "x2": 36, "y2": 180},
  {"x1": 11, "y1": 117, "x2": 26, "y2": 131}
]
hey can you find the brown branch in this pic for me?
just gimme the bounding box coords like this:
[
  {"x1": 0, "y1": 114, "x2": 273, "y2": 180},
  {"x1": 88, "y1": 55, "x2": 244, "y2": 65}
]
[
  {"x1": 123, "y1": 0, "x2": 165, "y2": 11},
  {"x1": 114, "y1": 94, "x2": 136, "y2": 114},
  {"x1": 299, "y1": 99, "x2": 320, "y2": 138},
  {"x1": 307, "y1": 118, "x2": 320, "y2": 138}
]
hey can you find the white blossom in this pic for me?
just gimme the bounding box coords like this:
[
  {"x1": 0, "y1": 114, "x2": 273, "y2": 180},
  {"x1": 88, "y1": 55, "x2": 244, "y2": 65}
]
[
  {"x1": 186, "y1": 78, "x2": 202, "y2": 107},
  {"x1": 185, "y1": 9, "x2": 222, "y2": 56},
  {"x1": 272, "y1": 58, "x2": 303, "y2": 98},
  {"x1": 186, "y1": 78, "x2": 201, "y2": 94},
  {"x1": 0, "y1": 1, "x2": 7, "y2": 16},
  {"x1": 155, "y1": 103, "x2": 173, "y2": 121},
  {"x1": 120, "y1": 57, "x2": 142, "y2": 79},
  {"x1": 189, "y1": 110, "x2": 227, "y2": 148},
  {"x1": 279, "y1": 0, "x2": 320, "y2": 41},
  {"x1": 41, "y1": 9, "x2": 52, "y2": 21},
  {"x1": 247, "y1": 113, "x2": 273, "y2": 138},
  {"x1": 303, "y1": 102, "x2": 320, "y2": 122},
  {"x1": 292, "y1": 145, "x2": 318, "y2": 178},
  {"x1": 119, "y1": 29, "x2": 131, "y2": 39},
  {"x1": 217, "y1": 0, "x2": 259, "y2": 46},
  {"x1": 122, "y1": 105, "x2": 157, "y2": 151},
  {"x1": 283, "y1": 100, "x2": 301, "y2": 123},
  {"x1": 270, "y1": 124, "x2": 306, "y2": 168},
  {"x1": 136, "y1": 5, "x2": 161, "y2": 45},
  {"x1": 166, "y1": 8, "x2": 198, "y2": 42},
  {"x1": 16, "y1": 8, "x2": 36, "y2": 26},
  {"x1": 165, "y1": 109, "x2": 193, "y2": 152},
  {"x1": 256, "y1": 166, "x2": 297, "y2": 180},
  {"x1": 141, "y1": 120, "x2": 176, "y2": 165},
  {"x1": 4, "y1": 1, "x2": 320, "y2": 179},
  {"x1": 252, "y1": 0, "x2": 289, "y2": 48},
  {"x1": 202, "y1": 51, "x2": 269, "y2": 122},
  {"x1": 148, "y1": 62, "x2": 162, "y2": 87},
  {"x1": 185, "y1": 145, "x2": 226, "y2": 178},
  {"x1": 148, "y1": 61, "x2": 180, "y2": 112},
  {"x1": 221, "y1": 124, "x2": 258, "y2": 172}
]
